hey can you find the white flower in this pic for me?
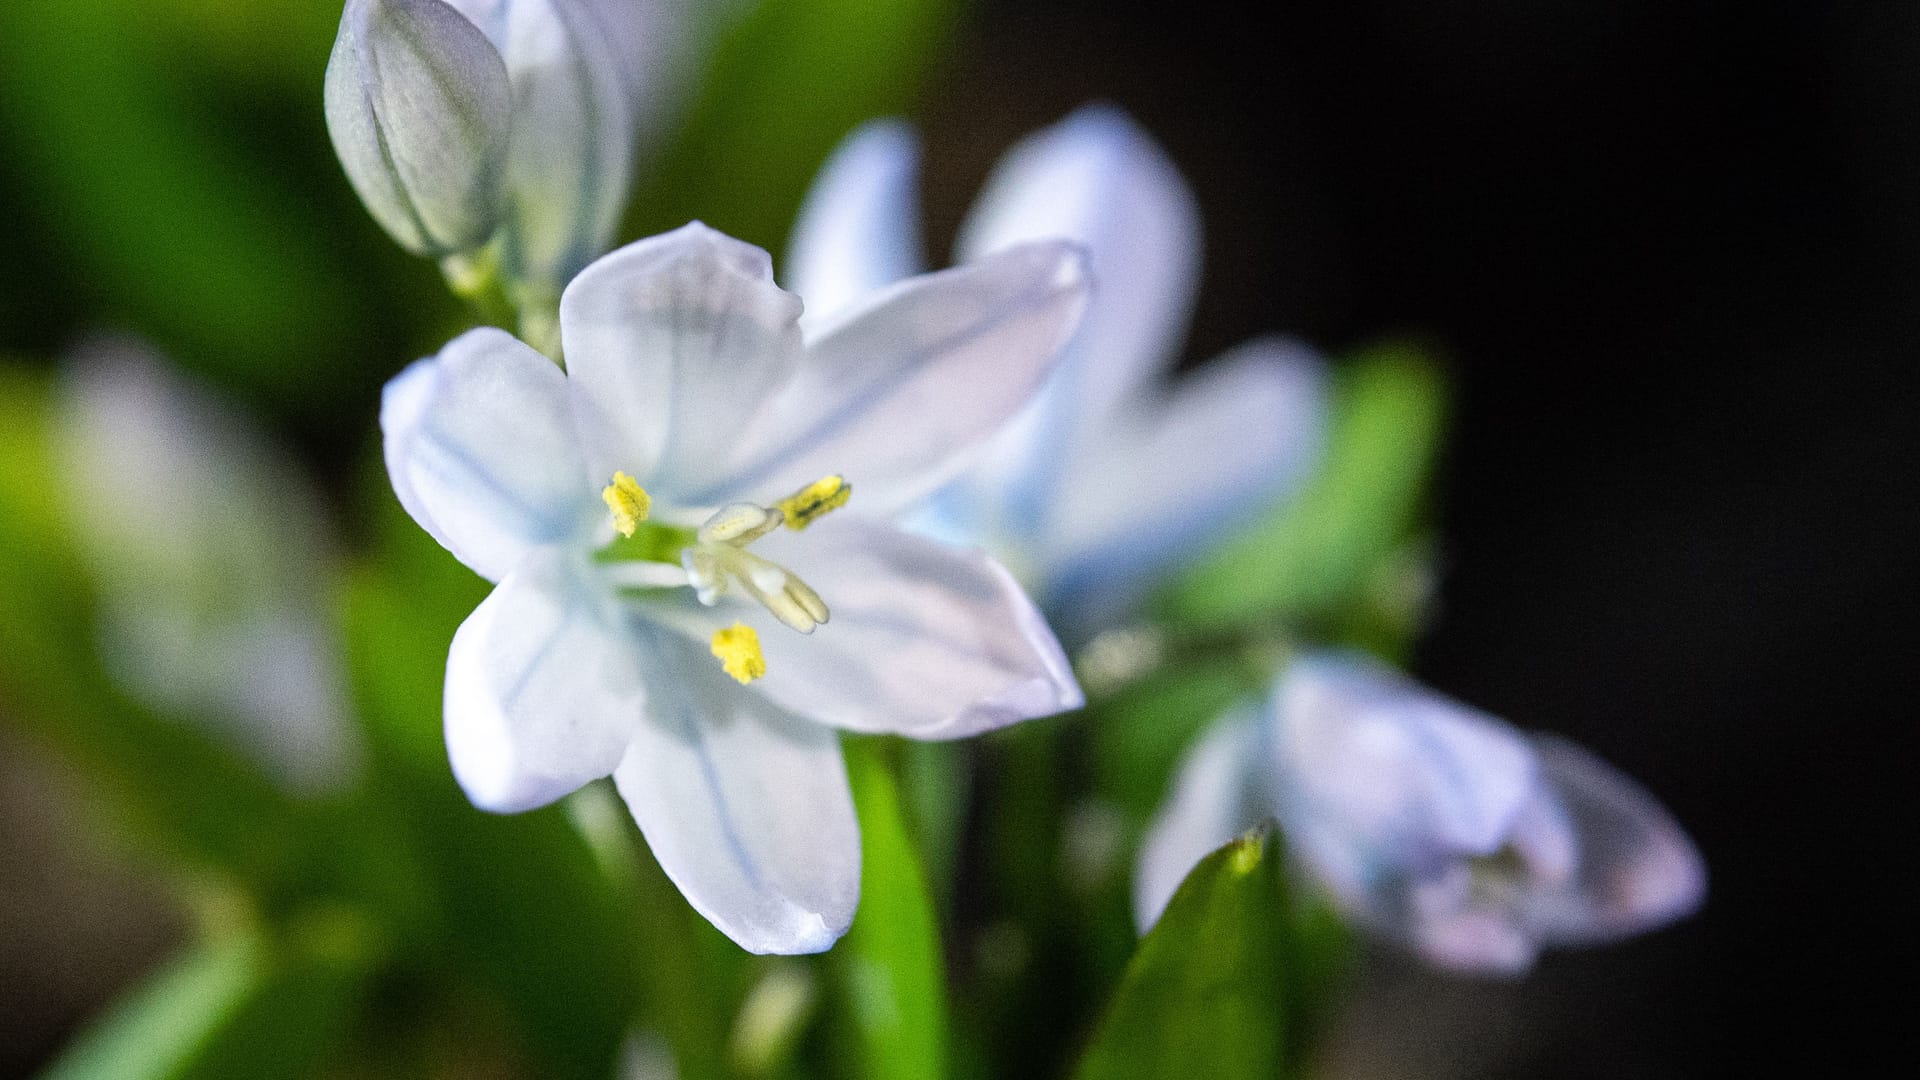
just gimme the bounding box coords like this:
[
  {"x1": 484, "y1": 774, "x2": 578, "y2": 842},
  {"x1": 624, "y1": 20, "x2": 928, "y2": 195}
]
[
  {"x1": 786, "y1": 105, "x2": 1331, "y2": 638},
  {"x1": 383, "y1": 222, "x2": 1089, "y2": 953},
  {"x1": 329, "y1": 0, "x2": 699, "y2": 290},
  {"x1": 54, "y1": 338, "x2": 360, "y2": 794},
  {"x1": 1135, "y1": 652, "x2": 1707, "y2": 974}
]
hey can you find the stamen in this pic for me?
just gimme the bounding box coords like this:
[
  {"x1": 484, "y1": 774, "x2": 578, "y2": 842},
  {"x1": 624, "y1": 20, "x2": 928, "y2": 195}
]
[
  {"x1": 601, "y1": 472, "x2": 651, "y2": 537},
  {"x1": 699, "y1": 502, "x2": 783, "y2": 545},
  {"x1": 685, "y1": 503, "x2": 831, "y2": 632},
  {"x1": 710, "y1": 622, "x2": 767, "y2": 684},
  {"x1": 682, "y1": 547, "x2": 723, "y2": 605},
  {"x1": 774, "y1": 475, "x2": 851, "y2": 531},
  {"x1": 742, "y1": 557, "x2": 828, "y2": 633},
  {"x1": 598, "y1": 561, "x2": 690, "y2": 590}
]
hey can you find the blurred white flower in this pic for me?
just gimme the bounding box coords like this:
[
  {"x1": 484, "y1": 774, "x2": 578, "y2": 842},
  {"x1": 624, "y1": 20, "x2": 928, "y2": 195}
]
[
  {"x1": 1135, "y1": 652, "x2": 1706, "y2": 975},
  {"x1": 54, "y1": 338, "x2": 360, "y2": 794},
  {"x1": 787, "y1": 105, "x2": 1331, "y2": 639},
  {"x1": 328, "y1": 0, "x2": 711, "y2": 292},
  {"x1": 383, "y1": 222, "x2": 1088, "y2": 953}
]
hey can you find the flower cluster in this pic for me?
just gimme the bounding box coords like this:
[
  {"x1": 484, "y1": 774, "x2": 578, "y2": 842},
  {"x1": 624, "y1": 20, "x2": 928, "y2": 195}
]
[
  {"x1": 0, "y1": 4, "x2": 1739, "y2": 1078},
  {"x1": 333, "y1": 6, "x2": 1706, "y2": 968}
]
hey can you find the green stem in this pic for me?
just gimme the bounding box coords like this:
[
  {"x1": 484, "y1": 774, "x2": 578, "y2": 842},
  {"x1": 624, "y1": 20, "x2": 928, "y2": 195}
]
[
  {"x1": 1075, "y1": 619, "x2": 1296, "y2": 707},
  {"x1": 511, "y1": 282, "x2": 564, "y2": 366},
  {"x1": 439, "y1": 246, "x2": 516, "y2": 330}
]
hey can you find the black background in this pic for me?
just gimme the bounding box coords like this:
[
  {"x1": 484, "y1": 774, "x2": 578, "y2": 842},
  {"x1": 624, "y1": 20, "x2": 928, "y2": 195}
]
[{"x1": 926, "y1": 1, "x2": 1917, "y2": 1074}]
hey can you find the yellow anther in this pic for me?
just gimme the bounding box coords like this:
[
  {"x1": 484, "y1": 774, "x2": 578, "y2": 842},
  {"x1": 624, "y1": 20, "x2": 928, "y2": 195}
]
[
  {"x1": 774, "y1": 475, "x2": 851, "y2": 531},
  {"x1": 601, "y1": 472, "x2": 651, "y2": 538},
  {"x1": 710, "y1": 622, "x2": 767, "y2": 684}
]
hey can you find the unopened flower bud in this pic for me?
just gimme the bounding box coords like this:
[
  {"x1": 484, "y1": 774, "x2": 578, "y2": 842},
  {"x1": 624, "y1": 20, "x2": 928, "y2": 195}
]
[
  {"x1": 325, "y1": 0, "x2": 513, "y2": 257},
  {"x1": 445, "y1": 0, "x2": 637, "y2": 294}
]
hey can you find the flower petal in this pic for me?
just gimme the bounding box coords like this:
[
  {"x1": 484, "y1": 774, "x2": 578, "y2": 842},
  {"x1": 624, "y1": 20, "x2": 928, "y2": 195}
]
[
  {"x1": 1041, "y1": 336, "x2": 1330, "y2": 630},
  {"x1": 1133, "y1": 709, "x2": 1267, "y2": 931},
  {"x1": 785, "y1": 120, "x2": 924, "y2": 326},
  {"x1": 697, "y1": 241, "x2": 1089, "y2": 513},
  {"x1": 956, "y1": 102, "x2": 1201, "y2": 438},
  {"x1": 1526, "y1": 734, "x2": 1707, "y2": 946},
  {"x1": 1267, "y1": 655, "x2": 1540, "y2": 949},
  {"x1": 444, "y1": 548, "x2": 640, "y2": 812},
  {"x1": 615, "y1": 631, "x2": 858, "y2": 954},
  {"x1": 559, "y1": 223, "x2": 805, "y2": 496},
  {"x1": 382, "y1": 327, "x2": 592, "y2": 582},
  {"x1": 1272, "y1": 653, "x2": 1538, "y2": 864},
  {"x1": 738, "y1": 517, "x2": 1082, "y2": 739}
]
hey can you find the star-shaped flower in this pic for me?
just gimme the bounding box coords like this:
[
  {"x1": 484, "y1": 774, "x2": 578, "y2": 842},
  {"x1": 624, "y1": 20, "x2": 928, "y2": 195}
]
[{"x1": 384, "y1": 222, "x2": 1089, "y2": 953}]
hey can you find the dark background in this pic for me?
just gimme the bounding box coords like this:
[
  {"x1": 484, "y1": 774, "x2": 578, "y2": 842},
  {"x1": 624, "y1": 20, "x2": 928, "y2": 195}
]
[{"x1": 927, "y1": 1, "x2": 1916, "y2": 1075}]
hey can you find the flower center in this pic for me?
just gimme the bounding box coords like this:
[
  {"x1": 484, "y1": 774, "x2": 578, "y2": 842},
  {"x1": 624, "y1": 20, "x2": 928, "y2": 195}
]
[
  {"x1": 682, "y1": 502, "x2": 830, "y2": 634},
  {"x1": 596, "y1": 473, "x2": 852, "y2": 684},
  {"x1": 1464, "y1": 845, "x2": 1531, "y2": 905}
]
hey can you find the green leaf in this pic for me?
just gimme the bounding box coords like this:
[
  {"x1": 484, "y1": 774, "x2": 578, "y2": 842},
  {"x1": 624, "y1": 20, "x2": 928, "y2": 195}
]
[
  {"x1": 1161, "y1": 340, "x2": 1448, "y2": 630},
  {"x1": 1072, "y1": 828, "x2": 1292, "y2": 1080},
  {"x1": 625, "y1": 0, "x2": 963, "y2": 257},
  {"x1": 835, "y1": 738, "x2": 949, "y2": 1080},
  {"x1": 1274, "y1": 894, "x2": 1353, "y2": 1069},
  {"x1": 40, "y1": 913, "x2": 378, "y2": 1080}
]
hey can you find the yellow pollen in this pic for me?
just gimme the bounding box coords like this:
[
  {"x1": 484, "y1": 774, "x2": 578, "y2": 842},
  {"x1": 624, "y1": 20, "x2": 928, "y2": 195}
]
[
  {"x1": 601, "y1": 472, "x2": 651, "y2": 537},
  {"x1": 774, "y1": 474, "x2": 851, "y2": 531},
  {"x1": 710, "y1": 622, "x2": 767, "y2": 684}
]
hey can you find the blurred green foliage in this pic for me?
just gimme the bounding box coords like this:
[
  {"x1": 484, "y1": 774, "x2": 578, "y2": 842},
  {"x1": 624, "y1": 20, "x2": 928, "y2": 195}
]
[
  {"x1": 1162, "y1": 340, "x2": 1449, "y2": 632},
  {"x1": 41, "y1": 916, "x2": 377, "y2": 1080},
  {"x1": 0, "y1": 0, "x2": 437, "y2": 421},
  {"x1": 835, "y1": 740, "x2": 950, "y2": 1080}
]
